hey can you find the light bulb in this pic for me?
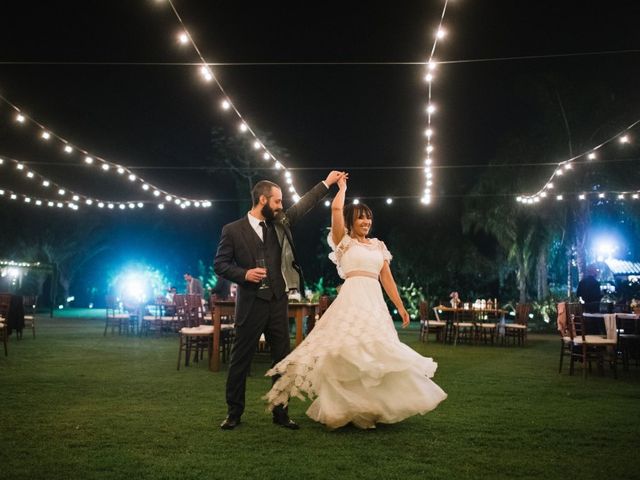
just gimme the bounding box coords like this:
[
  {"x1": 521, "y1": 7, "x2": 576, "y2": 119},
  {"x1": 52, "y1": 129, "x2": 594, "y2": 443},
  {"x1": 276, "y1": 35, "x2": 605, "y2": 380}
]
[
  {"x1": 101, "y1": 163, "x2": 110, "y2": 171},
  {"x1": 239, "y1": 123, "x2": 248, "y2": 133},
  {"x1": 84, "y1": 156, "x2": 94, "y2": 164},
  {"x1": 64, "y1": 145, "x2": 73, "y2": 153},
  {"x1": 41, "y1": 131, "x2": 51, "y2": 140},
  {"x1": 386, "y1": 198, "x2": 393, "y2": 205},
  {"x1": 221, "y1": 100, "x2": 231, "y2": 110},
  {"x1": 16, "y1": 114, "x2": 25, "y2": 123},
  {"x1": 178, "y1": 32, "x2": 188, "y2": 44},
  {"x1": 158, "y1": 203, "x2": 165, "y2": 210},
  {"x1": 128, "y1": 174, "x2": 136, "y2": 181}
]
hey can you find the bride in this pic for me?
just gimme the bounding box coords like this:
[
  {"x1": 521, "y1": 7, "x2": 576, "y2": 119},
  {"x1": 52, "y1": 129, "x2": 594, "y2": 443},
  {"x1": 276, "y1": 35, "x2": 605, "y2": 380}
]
[{"x1": 264, "y1": 175, "x2": 447, "y2": 429}]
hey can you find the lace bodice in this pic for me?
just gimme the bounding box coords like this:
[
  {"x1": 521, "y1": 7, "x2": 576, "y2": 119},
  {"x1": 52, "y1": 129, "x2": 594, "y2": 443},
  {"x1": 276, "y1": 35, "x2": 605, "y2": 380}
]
[{"x1": 327, "y1": 231, "x2": 392, "y2": 279}]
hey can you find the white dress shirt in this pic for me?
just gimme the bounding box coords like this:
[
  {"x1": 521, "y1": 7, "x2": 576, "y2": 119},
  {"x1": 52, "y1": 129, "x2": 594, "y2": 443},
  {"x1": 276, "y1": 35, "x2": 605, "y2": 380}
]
[{"x1": 247, "y1": 213, "x2": 266, "y2": 241}]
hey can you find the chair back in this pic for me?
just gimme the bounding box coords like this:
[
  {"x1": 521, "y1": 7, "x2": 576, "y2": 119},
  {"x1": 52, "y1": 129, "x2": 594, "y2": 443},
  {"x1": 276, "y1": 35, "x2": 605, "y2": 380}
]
[
  {"x1": 565, "y1": 302, "x2": 583, "y2": 339},
  {"x1": 515, "y1": 303, "x2": 532, "y2": 325},
  {"x1": 419, "y1": 301, "x2": 428, "y2": 322},
  {"x1": 0, "y1": 293, "x2": 11, "y2": 317},
  {"x1": 23, "y1": 295, "x2": 38, "y2": 314},
  {"x1": 186, "y1": 294, "x2": 204, "y2": 326},
  {"x1": 105, "y1": 295, "x2": 119, "y2": 317}
]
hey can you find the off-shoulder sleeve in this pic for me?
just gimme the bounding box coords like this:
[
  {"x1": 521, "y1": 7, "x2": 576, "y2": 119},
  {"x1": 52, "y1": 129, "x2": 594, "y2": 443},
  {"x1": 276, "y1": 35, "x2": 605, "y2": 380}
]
[
  {"x1": 379, "y1": 240, "x2": 392, "y2": 263},
  {"x1": 327, "y1": 230, "x2": 352, "y2": 279}
]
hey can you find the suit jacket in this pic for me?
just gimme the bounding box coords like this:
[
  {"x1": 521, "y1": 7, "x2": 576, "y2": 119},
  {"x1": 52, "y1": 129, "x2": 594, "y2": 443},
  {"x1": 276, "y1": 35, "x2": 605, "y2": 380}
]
[
  {"x1": 189, "y1": 278, "x2": 204, "y2": 296},
  {"x1": 214, "y1": 181, "x2": 329, "y2": 326}
]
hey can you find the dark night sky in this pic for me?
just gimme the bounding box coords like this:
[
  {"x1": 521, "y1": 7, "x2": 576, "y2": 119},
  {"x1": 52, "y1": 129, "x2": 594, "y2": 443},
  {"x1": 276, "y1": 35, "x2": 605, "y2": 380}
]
[{"x1": 1, "y1": 1, "x2": 639, "y2": 296}]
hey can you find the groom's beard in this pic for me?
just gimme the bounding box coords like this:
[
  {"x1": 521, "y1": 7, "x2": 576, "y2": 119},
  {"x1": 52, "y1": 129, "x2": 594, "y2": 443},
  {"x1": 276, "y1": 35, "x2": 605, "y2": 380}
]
[{"x1": 261, "y1": 203, "x2": 280, "y2": 221}]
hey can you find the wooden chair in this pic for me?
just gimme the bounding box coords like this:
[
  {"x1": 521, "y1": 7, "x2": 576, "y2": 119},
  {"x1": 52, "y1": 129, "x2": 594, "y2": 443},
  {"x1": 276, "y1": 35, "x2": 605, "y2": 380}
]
[
  {"x1": 452, "y1": 308, "x2": 475, "y2": 346},
  {"x1": 504, "y1": 303, "x2": 531, "y2": 346},
  {"x1": 617, "y1": 314, "x2": 640, "y2": 371},
  {"x1": 419, "y1": 301, "x2": 445, "y2": 342},
  {"x1": 0, "y1": 318, "x2": 7, "y2": 356},
  {"x1": 566, "y1": 306, "x2": 617, "y2": 378},
  {"x1": 557, "y1": 302, "x2": 573, "y2": 373},
  {"x1": 178, "y1": 294, "x2": 230, "y2": 369},
  {"x1": 477, "y1": 310, "x2": 498, "y2": 344},
  {"x1": 0, "y1": 295, "x2": 11, "y2": 347},
  {"x1": 104, "y1": 295, "x2": 130, "y2": 335},
  {"x1": 177, "y1": 325, "x2": 214, "y2": 370},
  {"x1": 21, "y1": 295, "x2": 37, "y2": 339}
]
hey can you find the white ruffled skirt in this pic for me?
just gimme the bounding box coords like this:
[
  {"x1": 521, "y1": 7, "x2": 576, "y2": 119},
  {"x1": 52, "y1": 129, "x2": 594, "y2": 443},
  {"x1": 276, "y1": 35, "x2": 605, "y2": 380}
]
[{"x1": 264, "y1": 276, "x2": 447, "y2": 429}]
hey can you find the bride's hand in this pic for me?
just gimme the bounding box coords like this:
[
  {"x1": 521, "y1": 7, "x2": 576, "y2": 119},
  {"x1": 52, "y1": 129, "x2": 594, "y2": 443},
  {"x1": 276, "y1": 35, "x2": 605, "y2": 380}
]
[
  {"x1": 399, "y1": 308, "x2": 410, "y2": 328},
  {"x1": 337, "y1": 174, "x2": 348, "y2": 190}
]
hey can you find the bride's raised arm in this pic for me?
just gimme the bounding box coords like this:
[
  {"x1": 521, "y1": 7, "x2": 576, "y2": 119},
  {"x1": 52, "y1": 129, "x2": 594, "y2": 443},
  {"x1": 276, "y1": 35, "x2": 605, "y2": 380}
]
[{"x1": 331, "y1": 175, "x2": 348, "y2": 246}]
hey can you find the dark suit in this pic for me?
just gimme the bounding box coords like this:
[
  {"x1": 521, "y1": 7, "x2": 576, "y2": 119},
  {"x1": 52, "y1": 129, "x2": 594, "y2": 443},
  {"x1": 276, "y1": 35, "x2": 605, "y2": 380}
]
[{"x1": 214, "y1": 181, "x2": 329, "y2": 419}]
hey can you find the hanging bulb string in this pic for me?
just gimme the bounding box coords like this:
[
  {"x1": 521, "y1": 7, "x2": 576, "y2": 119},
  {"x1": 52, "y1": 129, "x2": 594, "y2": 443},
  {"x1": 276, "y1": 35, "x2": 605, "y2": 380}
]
[
  {"x1": 0, "y1": 93, "x2": 210, "y2": 204},
  {"x1": 161, "y1": 0, "x2": 301, "y2": 201},
  {"x1": 519, "y1": 117, "x2": 640, "y2": 201}
]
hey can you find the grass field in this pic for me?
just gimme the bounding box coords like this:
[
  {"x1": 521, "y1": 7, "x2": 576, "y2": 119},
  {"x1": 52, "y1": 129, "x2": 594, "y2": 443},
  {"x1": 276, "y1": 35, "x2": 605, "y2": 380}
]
[{"x1": 1, "y1": 312, "x2": 639, "y2": 480}]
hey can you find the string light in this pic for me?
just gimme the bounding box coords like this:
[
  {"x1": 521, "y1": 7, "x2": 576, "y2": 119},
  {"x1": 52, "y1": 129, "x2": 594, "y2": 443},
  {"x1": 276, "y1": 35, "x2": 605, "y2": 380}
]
[
  {"x1": 518, "y1": 119, "x2": 640, "y2": 202},
  {"x1": 0, "y1": 93, "x2": 211, "y2": 205},
  {"x1": 153, "y1": 0, "x2": 301, "y2": 201},
  {"x1": 0, "y1": 154, "x2": 212, "y2": 212},
  {"x1": 420, "y1": 0, "x2": 450, "y2": 206}
]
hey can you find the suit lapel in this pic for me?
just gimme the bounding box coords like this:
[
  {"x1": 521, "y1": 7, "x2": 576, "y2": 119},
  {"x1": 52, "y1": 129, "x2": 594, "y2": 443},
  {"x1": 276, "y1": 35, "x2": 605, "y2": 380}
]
[{"x1": 239, "y1": 217, "x2": 261, "y2": 261}]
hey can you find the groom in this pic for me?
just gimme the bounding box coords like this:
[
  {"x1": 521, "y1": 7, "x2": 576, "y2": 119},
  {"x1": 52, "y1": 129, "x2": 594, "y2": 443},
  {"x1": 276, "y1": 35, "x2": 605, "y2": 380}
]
[{"x1": 214, "y1": 171, "x2": 345, "y2": 430}]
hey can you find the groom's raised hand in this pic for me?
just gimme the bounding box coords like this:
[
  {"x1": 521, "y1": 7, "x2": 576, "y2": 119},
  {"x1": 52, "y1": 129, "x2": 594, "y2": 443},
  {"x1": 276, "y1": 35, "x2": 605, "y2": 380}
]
[{"x1": 325, "y1": 170, "x2": 348, "y2": 187}]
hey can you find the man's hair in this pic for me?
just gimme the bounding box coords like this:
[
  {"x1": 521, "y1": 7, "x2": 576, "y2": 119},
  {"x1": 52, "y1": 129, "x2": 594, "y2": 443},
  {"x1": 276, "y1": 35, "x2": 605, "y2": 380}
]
[
  {"x1": 252, "y1": 180, "x2": 281, "y2": 206},
  {"x1": 343, "y1": 203, "x2": 373, "y2": 233}
]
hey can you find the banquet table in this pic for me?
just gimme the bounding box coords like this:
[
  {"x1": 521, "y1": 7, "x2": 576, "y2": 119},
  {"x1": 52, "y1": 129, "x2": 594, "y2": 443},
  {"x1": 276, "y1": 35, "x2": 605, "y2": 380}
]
[
  {"x1": 435, "y1": 306, "x2": 507, "y2": 343},
  {"x1": 584, "y1": 312, "x2": 640, "y2": 340}
]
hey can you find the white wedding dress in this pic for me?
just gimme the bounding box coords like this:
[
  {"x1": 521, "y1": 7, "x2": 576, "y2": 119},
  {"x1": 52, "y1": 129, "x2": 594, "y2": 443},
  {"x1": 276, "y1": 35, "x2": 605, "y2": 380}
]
[{"x1": 264, "y1": 232, "x2": 447, "y2": 429}]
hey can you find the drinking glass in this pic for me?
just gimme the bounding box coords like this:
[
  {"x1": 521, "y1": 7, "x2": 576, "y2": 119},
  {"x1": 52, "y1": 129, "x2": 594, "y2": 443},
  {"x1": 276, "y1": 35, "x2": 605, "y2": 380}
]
[{"x1": 256, "y1": 258, "x2": 269, "y2": 289}]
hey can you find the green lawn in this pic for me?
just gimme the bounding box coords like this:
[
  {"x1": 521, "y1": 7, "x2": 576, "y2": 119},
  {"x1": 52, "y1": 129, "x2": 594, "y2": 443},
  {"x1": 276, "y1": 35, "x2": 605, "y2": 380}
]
[{"x1": 1, "y1": 313, "x2": 639, "y2": 480}]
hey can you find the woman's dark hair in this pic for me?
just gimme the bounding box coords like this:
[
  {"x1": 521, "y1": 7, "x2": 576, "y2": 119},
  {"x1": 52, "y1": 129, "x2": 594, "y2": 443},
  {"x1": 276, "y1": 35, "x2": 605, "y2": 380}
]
[{"x1": 343, "y1": 203, "x2": 373, "y2": 234}]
